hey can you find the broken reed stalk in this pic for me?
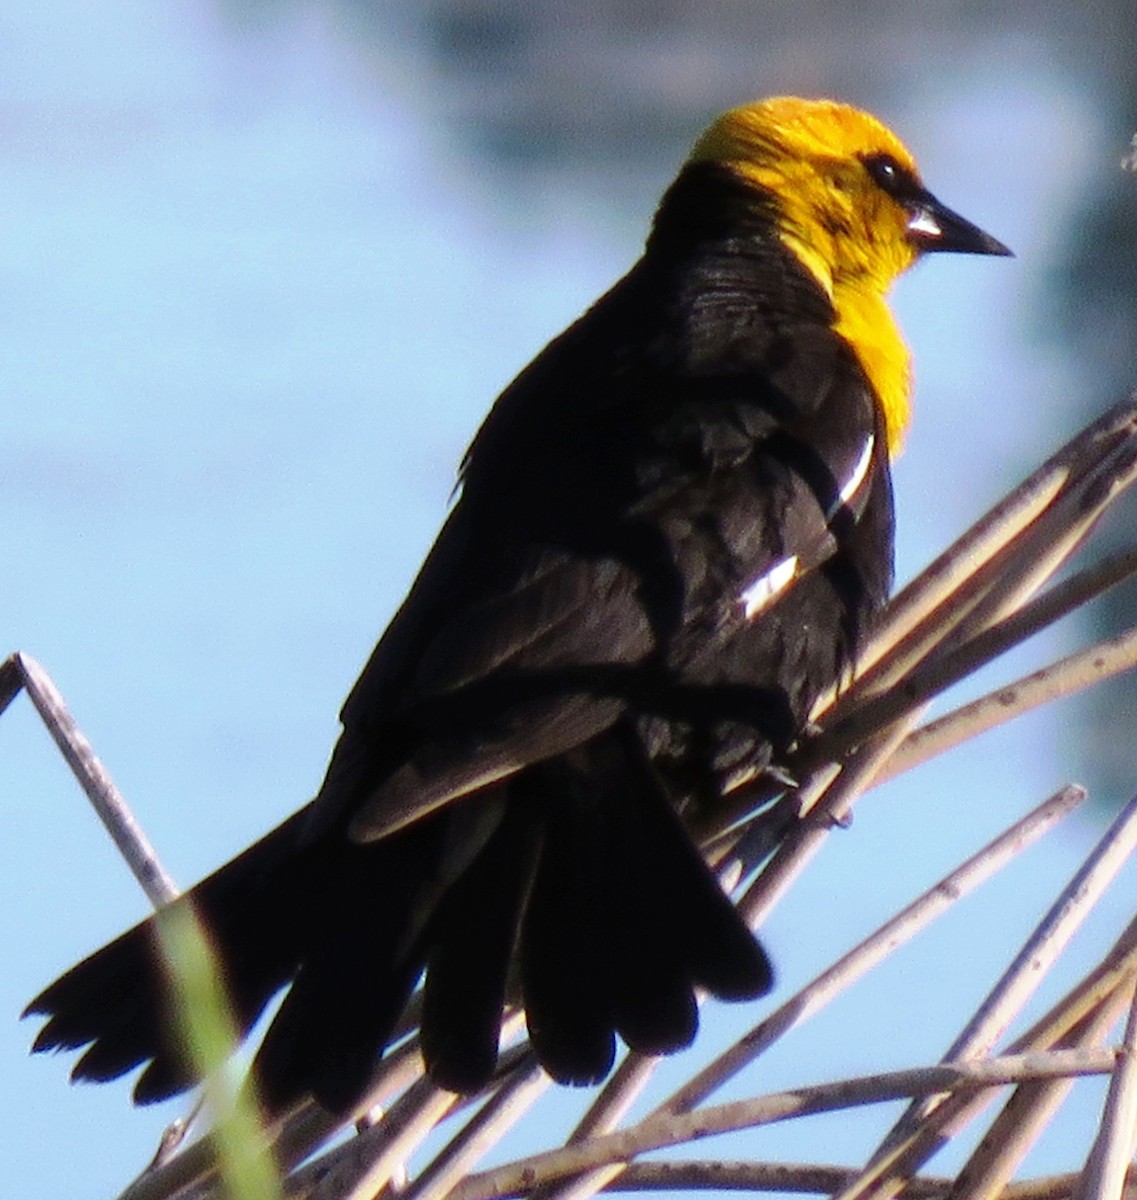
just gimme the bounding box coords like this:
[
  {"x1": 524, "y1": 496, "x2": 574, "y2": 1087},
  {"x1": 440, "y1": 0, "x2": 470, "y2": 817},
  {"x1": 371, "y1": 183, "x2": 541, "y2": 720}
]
[{"x1": 0, "y1": 652, "x2": 178, "y2": 906}]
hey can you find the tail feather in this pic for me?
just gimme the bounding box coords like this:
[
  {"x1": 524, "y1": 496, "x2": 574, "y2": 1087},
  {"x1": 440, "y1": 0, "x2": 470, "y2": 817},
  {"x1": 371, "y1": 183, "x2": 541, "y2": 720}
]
[
  {"x1": 587, "y1": 732, "x2": 719, "y2": 1056},
  {"x1": 73, "y1": 1022, "x2": 167, "y2": 1085},
  {"x1": 598, "y1": 774, "x2": 700, "y2": 1056},
  {"x1": 421, "y1": 802, "x2": 538, "y2": 1092},
  {"x1": 27, "y1": 922, "x2": 163, "y2": 1056},
  {"x1": 254, "y1": 947, "x2": 421, "y2": 1115},
  {"x1": 519, "y1": 767, "x2": 616, "y2": 1085},
  {"x1": 252, "y1": 815, "x2": 448, "y2": 1113},
  {"x1": 629, "y1": 777, "x2": 774, "y2": 1001},
  {"x1": 134, "y1": 1051, "x2": 198, "y2": 1107},
  {"x1": 26, "y1": 809, "x2": 316, "y2": 1104}
]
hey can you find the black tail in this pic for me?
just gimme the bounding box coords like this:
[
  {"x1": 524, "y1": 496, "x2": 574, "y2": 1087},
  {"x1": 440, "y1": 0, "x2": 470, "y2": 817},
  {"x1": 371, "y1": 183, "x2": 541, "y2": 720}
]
[
  {"x1": 521, "y1": 730, "x2": 772, "y2": 1084},
  {"x1": 24, "y1": 804, "x2": 461, "y2": 1114},
  {"x1": 416, "y1": 725, "x2": 773, "y2": 1093},
  {"x1": 27, "y1": 729, "x2": 773, "y2": 1113},
  {"x1": 24, "y1": 808, "x2": 319, "y2": 1104}
]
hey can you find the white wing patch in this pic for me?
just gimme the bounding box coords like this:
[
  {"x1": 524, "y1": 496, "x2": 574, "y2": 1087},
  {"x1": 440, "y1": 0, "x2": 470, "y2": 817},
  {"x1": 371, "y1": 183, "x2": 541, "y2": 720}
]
[
  {"x1": 737, "y1": 433, "x2": 876, "y2": 622},
  {"x1": 828, "y1": 433, "x2": 875, "y2": 519},
  {"x1": 740, "y1": 554, "x2": 799, "y2": 619}
]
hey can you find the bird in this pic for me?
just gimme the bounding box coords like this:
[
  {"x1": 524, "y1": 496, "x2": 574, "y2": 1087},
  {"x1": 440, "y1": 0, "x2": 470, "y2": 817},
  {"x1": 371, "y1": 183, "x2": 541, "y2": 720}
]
[{"x1": 25, "y1": 96, "x2": 1011, "y2": 1116}]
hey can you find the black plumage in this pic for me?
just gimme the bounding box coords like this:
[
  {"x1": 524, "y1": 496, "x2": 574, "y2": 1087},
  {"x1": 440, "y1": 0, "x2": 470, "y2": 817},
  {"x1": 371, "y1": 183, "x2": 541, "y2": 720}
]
[{"x1": 27, "y1": 160, "x2": 900, "y2": 1114}]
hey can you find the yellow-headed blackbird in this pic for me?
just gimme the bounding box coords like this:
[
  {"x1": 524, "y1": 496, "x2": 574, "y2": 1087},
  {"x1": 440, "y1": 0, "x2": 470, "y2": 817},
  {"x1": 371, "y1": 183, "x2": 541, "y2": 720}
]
[{"x1": 26, "y1": 98, "x2": 1010, "y2": 1112}]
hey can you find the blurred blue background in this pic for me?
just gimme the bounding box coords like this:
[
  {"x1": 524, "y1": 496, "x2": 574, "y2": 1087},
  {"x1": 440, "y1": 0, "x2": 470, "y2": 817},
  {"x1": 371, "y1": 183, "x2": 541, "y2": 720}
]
[{"x1": 3, "y1": 4, "x2": 1137, "y2": 1196}]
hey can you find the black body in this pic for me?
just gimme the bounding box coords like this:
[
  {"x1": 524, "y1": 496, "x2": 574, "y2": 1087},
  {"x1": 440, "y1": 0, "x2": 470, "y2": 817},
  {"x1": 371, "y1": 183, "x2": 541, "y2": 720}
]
[{"x1": 26, "y1": 165, "x2": 894, "y2": 1113}]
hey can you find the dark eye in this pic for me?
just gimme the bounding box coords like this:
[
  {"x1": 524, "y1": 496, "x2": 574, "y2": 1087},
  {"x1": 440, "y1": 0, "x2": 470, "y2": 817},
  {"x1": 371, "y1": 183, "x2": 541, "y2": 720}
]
[{"x1": 862, "y1": 153, "x2": 914, "y2": 197}]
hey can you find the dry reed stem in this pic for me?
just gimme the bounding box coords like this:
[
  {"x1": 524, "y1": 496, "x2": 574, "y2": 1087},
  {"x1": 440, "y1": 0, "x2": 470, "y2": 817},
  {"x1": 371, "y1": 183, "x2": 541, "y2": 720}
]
[
  {"x1": 122, "y1": 1040, "x2": 433, "y2": 1200},
  {"x1": 830, "y1": 399, "x2": 1134, "y2": 687},
  {"x1": 833, "y1": 790, "x2": 1137, "y2": 1200},
  {"x1": 2, "y1": 652, "x2": 178, "y2": 906},
  {"x1": 603, "y1": 1160, "x2": 955, "y2": 1195},
  {"x1": 536, "y1": 1156, "x2": 626, "y2": 1200},
  {"x1": 568, "y1": 1056, "x2": 660, "y2": 1145},
  {"x1": 881, "y1": 624, "x2": 1137, "y2": 781},
  {"x1": 534, "y1": 1056, "x2": 663, "y2": 1200},
  {"x1": 825, "y1": 921, "x2": 1137, "y2": 1200},
  {"x1": 302, "y1": 1079, "x2": 456, "y2": 1200},
  {"x1": 837, "y1": 967, "x2": 1137, "y2": 1200},
  {"x1": 444, "y1": 1052, "x2": 1116, "y2": 1200},
  {"x1": 917, "y1": 788, "x2": 1137, "y2": 1108},
  {"x1": 950, "y1": 994, "x2": 1133, "y2": 1200},
  {"x1": 920, "y1": 432, "x2": 1137, "y2": 645},
  {"x1": 1008, "y1": 1170, "x2": 1137, "y2": 1200},
  {"x1": 1073, "y1": 975, "x2": 1137, "y2": 1200},
  {"x1": 1011, "y1": 917, "x2": 1137, "y2": 1054},
  {"x1": 661, "y1": 785, "x2": 1086, "y2": 1118},
  {"x1": 408, "y1": 1066, "x2": 551, "y2": 1200},
  {"x1": 734, "y1": 718, "x2": 920, "y2": 929},
  {"x1": 270, "y1": 1023, "x2": 535, "y2": 1200},
  {"x1": 817, "y1": 546, "x2": 1137, "y2": 765},
  {"x1": 817, "y1": 397, "x2": 1137, "y2": 714},
  {"x1": 602, "y1": 1163, "x2": 1137, "y2": 1199}
]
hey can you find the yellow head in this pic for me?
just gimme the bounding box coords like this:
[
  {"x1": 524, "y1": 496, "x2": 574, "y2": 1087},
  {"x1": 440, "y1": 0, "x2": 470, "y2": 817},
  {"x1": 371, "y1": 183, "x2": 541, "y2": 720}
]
[{"x1": 690, "y1": 97, "x2": 1010, "y2": 453}]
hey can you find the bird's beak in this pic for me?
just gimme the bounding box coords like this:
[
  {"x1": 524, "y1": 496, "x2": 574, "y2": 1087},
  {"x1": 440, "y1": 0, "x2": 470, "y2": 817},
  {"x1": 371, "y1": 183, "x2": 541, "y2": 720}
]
[{"x1": 906, "y1": 192, "x2": 1013, "y2": 257}]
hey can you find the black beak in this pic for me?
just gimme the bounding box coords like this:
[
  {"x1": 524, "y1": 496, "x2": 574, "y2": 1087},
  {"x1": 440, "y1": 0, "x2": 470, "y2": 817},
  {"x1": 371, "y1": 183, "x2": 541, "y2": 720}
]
[{"x1": 906, "y1": 192, "x2": 1013, "y2": 257}]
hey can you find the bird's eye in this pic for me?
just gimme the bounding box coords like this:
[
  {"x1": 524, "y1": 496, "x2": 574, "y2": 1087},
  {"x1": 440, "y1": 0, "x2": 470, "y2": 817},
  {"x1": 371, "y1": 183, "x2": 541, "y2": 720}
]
[
  {"x1": 871, "y1": 158, "x2": 897, "y2": 185},
  {"x1": 862, "y1": 153, "x2": 914, "y2": 197}
]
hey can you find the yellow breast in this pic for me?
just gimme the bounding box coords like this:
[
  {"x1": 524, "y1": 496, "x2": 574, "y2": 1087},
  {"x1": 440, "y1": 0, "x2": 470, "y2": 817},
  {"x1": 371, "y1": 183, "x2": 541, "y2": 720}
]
[{"x1": 830, "y1": 285, "x2": 911, "y2": 456}]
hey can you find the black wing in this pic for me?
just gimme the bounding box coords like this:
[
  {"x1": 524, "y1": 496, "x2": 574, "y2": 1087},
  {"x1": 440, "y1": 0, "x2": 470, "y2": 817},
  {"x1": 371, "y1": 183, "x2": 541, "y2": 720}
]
[{"x1": 310, "y1": 231, "x2": 891, "y2": 843}]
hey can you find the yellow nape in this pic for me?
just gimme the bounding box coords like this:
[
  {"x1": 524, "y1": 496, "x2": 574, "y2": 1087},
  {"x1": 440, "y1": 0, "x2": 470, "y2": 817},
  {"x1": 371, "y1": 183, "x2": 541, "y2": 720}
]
[{"x1": 690, "y1": 97, "x2": 923, "y2": 454}]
